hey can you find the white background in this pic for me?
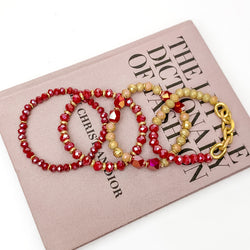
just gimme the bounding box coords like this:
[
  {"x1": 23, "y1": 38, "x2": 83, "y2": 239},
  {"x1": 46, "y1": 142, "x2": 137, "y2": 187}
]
[{"x1": 0, "y1": 1, "x2": 250, "y2": 249}]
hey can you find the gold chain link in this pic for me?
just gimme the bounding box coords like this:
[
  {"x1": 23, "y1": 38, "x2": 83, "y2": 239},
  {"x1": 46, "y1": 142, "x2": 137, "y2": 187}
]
[{"x1": 210, "y1": 102, "x2": 235, "y2": 159}]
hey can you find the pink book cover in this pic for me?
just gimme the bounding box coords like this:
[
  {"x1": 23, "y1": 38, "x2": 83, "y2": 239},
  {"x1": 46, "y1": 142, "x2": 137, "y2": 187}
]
[{"x1": 0, "y1": 20, "x2": 249, "y2": 250}]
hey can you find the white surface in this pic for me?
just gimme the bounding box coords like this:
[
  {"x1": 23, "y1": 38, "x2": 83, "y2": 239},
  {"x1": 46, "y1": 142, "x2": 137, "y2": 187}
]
[{"x1": 0, "y1": 1, "x2": 249, "y2": 250}]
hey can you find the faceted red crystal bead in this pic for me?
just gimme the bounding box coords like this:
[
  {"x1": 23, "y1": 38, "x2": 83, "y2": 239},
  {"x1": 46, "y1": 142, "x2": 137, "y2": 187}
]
[
  {"x1": 57, "y1": 164, "x2": 64, "y2": 172},
  {"x1": 20, "y1": 141, "x2": 28, "y2": 148},
  {"x1": 117, "y1": 161, "x2": 126, "y2": 170},
  {"x1": 30, "y1": 99, "x2": 37, "y2": 107},
  {"x1": 190, "y1": 154, "x2": 198, "y2": 164},
  {"x1": 114, "y1": 94, "x2": 125, "y2": 109},
  {"x1": 49, "y1": 165, "x2": 57, "y2": 172},
  {"x1": 64, "y1": 141, "x2": 74, "y2": 151},
  {"x1": 167, "y1": 152, "x2": 175, "y2": 162},
  {"x1": 88, "y1": 99, "x2": 94, "y2": 105},
  {"x1": 18, "y1": 134, "x2": 26, "y2": 140},
  {"x1": 60, "y1": 88, "x2": 66, "y2": 95},
  {"x1": 54, "y1": 88, "x2": 60, "y2": 95},
  {"x1": 37, "y1": 159, "x2": 44, "y2": 167},
  {"x1": 159, "y1": 149, "x2": 168, "y2": 159},
  {"x1": 173, "y1": 101, "x2": 184, "y2": 113},
  {"x1": 92, "y1": 102, "x2": 99, "y2": 109},
  {"x1": 20, "y1": 123, "x2": 27, "y2": 129},
  {"x1": 101, "y1": 117, "x2": 108, "y2": 124},
  {"x1": 60, "y1": 113, "x2": 70, "y2": 122},
  {"x1": 132, "y1": 105, "x2": 141, "y2": 114},
  {"x1": 139, "y1": 124, "x2": 148, "y2": 133},
  {"x1": 94, "y1": 141, "x2": 102, "y2": 150},
  {"x1": 90, "y1": 146, "x2": 98, "y2": 154},
  {"x1": 106, "y1": 162, "x2": 114, "y2": 172},
  {"x1": 66, "y1": 103, "x2": 75, "y2": 113},
  {"x1": 18, "y1": 128, "x2": 26, "y2": 134},
  {"x1": 58, "y1": 124, "x2": 67, "y2": 132},
  {"x1": 26, "y1": 151, "x2": 34, "y2": 158},
  {"x1": 137, "y1": 114, "x2": 146, "y2": 123},
  {"x1": 109, "y1": 109, "x2": 120, "y2": 123},
  {"x1": 153, "y1": 145, "x2": 162, "y2": 154},
  {"x1": 22, "y1": 109, "x2": 30, "y2": 116},
  {"x1": 77, "y1": 160, "x2": 84, "y2": 168},
  {"x1": 60, "y1": 133, "x2": 69, "y2": 142},
  {"x1": 73, "y1": 88, "x2": 79, "y2": 94},
  {"x1": 72, "y1": 149, "x2": 82, "y2": 159},
  {"x1": 97, "y1": 107, "x2": 104, "y2": 114},
  {"x1": 132, "y1": 145, "x2": 142, "y2": 155},
  {"x1": 93, "y1": 161, "x2": 103, "y2": 171},
  {"x1": 48, "y1": 89, "x2": 54, "y2": 96},
  {"x1": 32, "y1": 156, "x2": 39, "y2": 164},
  {"x1": 36, "y1": 96, "x2": 43, "y2": 104},
  {"x1": 100, "y1": 112, "x2": 108, "y2": 118},
  {"x1": 182, "y1": 155, "x2": 191, "y2": 165},
  {"x1": 125, "y1": 97, "x2": 133, "y2": 106},
  {"x1": 100, "y1": 129, "x2": 107, "y2": 137},
  {"x1": 41, "y1": 93, "x2": 49, "y2": 101},
  {"x1": 205, "y1": 153, "x2": 213, "y2": 163},
  {"x1": 149, "y1": 139, "x2": 159, "y2": 147},
  {"x1": 99, "y1": 135, "x2": 106, "y2": 142},
  {"x1": 83, "y1": 89, "x2": 91, "y2": 99},
  {"x1": 63, "y1": 164, "x2": 70, "y2": 171},
  {"x1": 94, "y1": 88, "x2": 103, "y2": 97},
  {"x1": 82, "y1": 156, "x2": 92, "y2": 166},
  {"x1": 105, "y1": 89, "x2": 113, "y2": 98},
  {"x1": 71, "y1": 162, "x2": 78, "y2": 170},
  {"x1": 160, "y1": 91, "x2": 172, "y2": 101},
  {"x1": 23, "y1": 147, "x2": 31, "y2": 154},
  {"x1": 67, "y1": 87, "x2": 73, "y2": 94},
  {"x1": 20, "y1": 114, "x2": 28, "y2": 121},
  {"x1": 149, "y1": 124, "x2": 159, "y2": 132},
  {"x1": 174, "y1": 155, "x2": 183, "y2": 165},
  {"x1": 147, "y1": 158, "x2": 160, "y2": 170},
  {"x1": 72, "y1": 94, "x2": 81, "y2": 104},
  {"x1": 131, "y1": 155, "x2": 145, "y2": 168},
  {"x1": 197, "y1": 153, "x2": 205, "y2": 163},
  {"x1": 42, "y1": 162, "x2": 49, "y2": 171},
  {"x1": 137, "y1": 135, "x2": 146, "y2": 144},
  {"x1": 24, "y1": 104, "x2": 32, "y2": 111},
  {"x1": 149, "y1": 131, "x2": 158, "y2": 139}
]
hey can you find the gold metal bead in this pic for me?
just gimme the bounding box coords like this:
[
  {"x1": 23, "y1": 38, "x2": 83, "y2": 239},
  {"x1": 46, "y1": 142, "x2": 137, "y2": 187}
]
[
  {"x1": 109, "y1": 140, "x2": 118, "y2": 150},
  {"x1": 65, "y1": 110, "x2": 71, "y2": 116},
  {"x1": 160, "y1": 159, "x2": 169, "y2": 167},
  {"x1": 102, "y1": 163, "x2": 106, "y2": 170},
  {"x1": 136, "y1": 82, "x2": 144, "y2": 92},
  {"x1": 130, "y1": 151, "x2": 136, "y2": 156},
  {"x1": 175, "y1": 88, "x2": 184, "y2": 97},
  {"x1": 152, "y1": 85, "x2": 162, "y2": 95},
  {"x1": 196, "y1": 91, "x2": 204, "y2": 100},
  {"x1": 79, "y1": 154, "x2": 85, "y2": 161},
  {"x1": 140, "y1": 132, "x2": 146, "y2": 136},
  {"x1": 183, "y1": 87, "x2": 191, "y2": 97},
  {"x1": 152, "y1": 116, "x2": 162, "y2": 125},
  {"x1": 90, "y1": 160, "x2": 96, "y2": 167},
  {"x1": 136, "y1": 111, "x2": 142, "y2": 116},
  {"x1": 165, "y1": 99, "x2": 175, "y2": 108},
  {"x1": 113, "y1": 92, "x2": 117, "y2": 98},
  {"x1": 69, "y1": 164, "x2": 72, "y2": 170},
  {"x1": 114, "y1": 163, "x2": 118, "y2": 170},
  {"x1": 136, "y1": 142, "x2": 143, "y2": 147},
  {"x1": 182, "y1": 120, "x2": 192, "y2": 130},
  {"x1": 161, "y1": 105, "x2": 170, "y2": 114},
  {"x1": 61, "y1": 132, "x2": 68, "y2": 135},
  {"x1": 180, "y1": 128, "x2": 190, "y2": 138},
  {"x1": 63, "y1": 139, "x2": 70, "y2": 144},
  {"x1": 139, "y1": 121, "x2": 146, "y2": 125},
  {"x1": 21, "y1": 121, "x2": 27, "y2": 124},
  {"x1": 29, "y1": 103, "x2": 34, "y2": 108},
  {"x1": 144, "y1": 82, "x2": 153, "y2": 91},
  {"x1": 128, "y1": 84, "x2": 137, "y2": 93},
  {"x1": 170, "y1": 93, "x2": 179, "y2": 102},
  {"x1": 103, "y1": 90, "x2": 106, "y2": 96},
  {"x1": 30, "y1": 155, "x2": 36, "y2": 160},
  {"x1": 210, "y1": 96, "x2": 218, "y2": 105},
  {"x1": 106, "y1": 132, "x2": 115, "y2": 141},
  {"x1": 122, "y1": 89, "x2": 131, "y2": 98},
  {"x1": 176, "y1": 136, "x2": 186, "y2": 146},
  {"x1": 70, "y1": 101, "x2": 77, "y2": 107},
  {"x1": 61, "y1": 121, "x2": 68, "y2": 125},
  {"x1": 113, "y1": 147, "x2": 123, "y2": 158},
  {"x1": 47, "y1": 164, "x2": 51, "y2": 170},
  {"x1": 79, "y1": 92, "x2": 84, "y2": 100},
  {"x1": 47, "y1": 93, "x2": 51, "y2": 98},
  {"x1": 202, "y1": 93, "x2": 211, "y2": 103},
  {"x1": 95, "y1": 106, "x2": 99, "y2": 110},
  {"x1": 70, "y1": 147, "x2": 76, "y2": 153},
  {"x1": 20, "y1": 139, "x2": 26, "y2": 142},
  {"x1": 65, "y1": 88, "x2": 67, "y2": 94},
  {"x1": 190, "y1": 89, "x2": 197, "y2": 99},
  {"x1": 130, "y1": 102, "x2": 135, "y2": 109},
  {"x1": 122, "y1": 152, "x2": 132, "y2": 163},
  {"x1": 172, "y1": 144, "x2": 181, "y2": 153},
  {"x1": 91, "y1": 90, "x2": 94, "y2": 96}
]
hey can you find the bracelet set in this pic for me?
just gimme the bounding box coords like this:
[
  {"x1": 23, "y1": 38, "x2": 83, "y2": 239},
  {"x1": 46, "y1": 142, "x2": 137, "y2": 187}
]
[{"x1": 18, "y1": 83, "x2": 235, "y2": 173}]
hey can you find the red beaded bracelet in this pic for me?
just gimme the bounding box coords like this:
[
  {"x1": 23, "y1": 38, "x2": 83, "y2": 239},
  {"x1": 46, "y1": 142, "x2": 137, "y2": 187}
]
[{"x1": 19, "y1": 87, "x2": 105, "y2": 172}]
